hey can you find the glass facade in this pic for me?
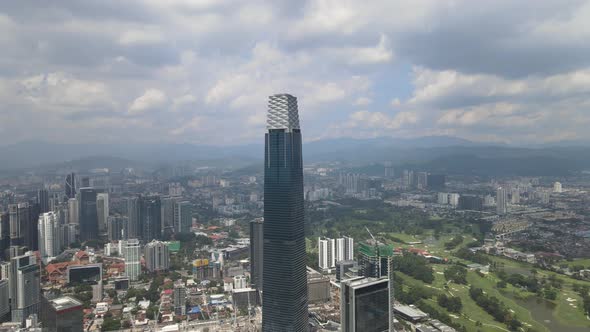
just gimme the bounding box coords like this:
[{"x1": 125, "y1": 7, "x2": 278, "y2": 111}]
[
  {"x1": 79, "y1": 188, "x2": 98, "y2": 241},
  {"x1": 262, "y1": 94, "x2": 308, "y2": 332}
]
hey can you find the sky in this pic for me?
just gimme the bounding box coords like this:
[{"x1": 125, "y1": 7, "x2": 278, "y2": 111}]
[{"x1": 1, "y1": 0, "x2": 590, "y2": 146}]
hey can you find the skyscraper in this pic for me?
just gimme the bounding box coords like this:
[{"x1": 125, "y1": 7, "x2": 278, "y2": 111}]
[
  {"x1": 249, "y1": 218, "x2": 263, "y2": 290},
  {"x1": 79, "y1": 188, "x2": 98, "y2": 241},
  {"x1": 123, "y1": 239, "x2": 141, "y2": 281},
  {"x1": 38, "y1": 212, "x2": 61, "y2": 263},
  {"x1": 262, "y1": 94, "x2": 308, "y2": 331},
  {"x1": 65, "y1": 173, "x2": 76, "y2": 200},
  {"x1": 340, "y1": 277, "x2": 389, "y2": 332},
  {"x1": 8, "y1": 203, "x2": 37, "y2": 250},
  {"x1": 96, "y1": 193, "x2": 109, "y2": 234},
  {"x1": 37, "y1": 189, "x2": 49, "y2": 214},
  {"x1": 107, "y1": 216, "x2": 127, "y2": 242},
  {"x1": 174, "y1": 201, "x2": 192, "y2": 234},
  {"x1": 40, "y1": 296, "x2": 83, "y2": 332},
  {"x1": 161, "y1": 196, "x2": 178, "y2": 236},
  {"x1": 496, "y1": 187, "x2": 508, "y2": 215},
  {"x1": 173, "y1": 284, "x2": 186, "y2": 316},
  {"x1": 10, "y1": 252, "x2": 40, "y2": 325},
  {"x1": 140, "y1": 196, "x2": 161, "y2": 241},
  {"x1": 144, "y1": 240, "x2": 169, "y2": 272},
  {"x1": 67, "y1": 198, "x2": 79, "y2": 225},
  {"x1": 126, "y1": 197, "x2": 140, "y2": 239}
]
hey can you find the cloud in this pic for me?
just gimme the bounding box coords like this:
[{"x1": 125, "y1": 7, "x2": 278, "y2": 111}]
[
  {"x1": 354, "y1": 97, "x2": 372, "y2": 106},
  {"x1": 129, "y1": 89, "x2": 168, "y2": 114},
  {"x1": 2, "y1": 1, "x2": 590, "y2": 145}
]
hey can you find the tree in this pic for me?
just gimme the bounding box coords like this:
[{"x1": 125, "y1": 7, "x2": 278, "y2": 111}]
[
  {"x1": 444, "y1": 265, "x2": 467, "y2": 284},
  {"x1": 101, "y1": 317, "x2": 121, "y2": 331}
]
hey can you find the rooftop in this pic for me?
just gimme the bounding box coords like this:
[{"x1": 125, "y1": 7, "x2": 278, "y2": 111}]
[
  {"x1": 358, "y1": 242, "x2": 394, "y2": 257},
  {"x1": 50, "y1": 296, "x2": 83, "y2": 312}
]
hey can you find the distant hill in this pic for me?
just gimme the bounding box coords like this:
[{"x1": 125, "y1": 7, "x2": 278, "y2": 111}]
[{"x1": 1, "y1": 136, "x2": 590, "y2": 176}]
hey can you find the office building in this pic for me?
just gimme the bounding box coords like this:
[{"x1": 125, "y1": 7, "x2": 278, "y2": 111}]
[
  {"x1": 40, "y1": 296, "x2": 83, "y2": 332},
  {"x1": 174, "y1": 285, "x2": 186, "y2": 316},
  {"x1": 336, "y1": 260, "x2": 359, "y2": 282},
  {"x1": 67, "y1": 264, "x2": 102, "y2": 285},
  {"x1": 416, "y1": 172, "x2": 428, "y2": 190},
  {"x1": 0, "y1": 279, "x2": 9, "y2": 322},
  {"x1": 174, "y1": 201, "x2": 192, "y2": 233},
  {"x1": 511, "y1": 189, "x2": 521, "y2": 204},
  {"x1": 249, "y1": 218, "x2": 263, "y2": 290},
  {"x1": 496, "y1": 187, "x2": 508, "y2": 215},
  {"x1": 126, "y1": 197, "x2": 140, "y2": 239},
  {"x1": 140, "y1": 196, "x2": 161, "y2": 241},
  {"x1": 262, "y1": 94, "x2": 308, "y2": 332},
  {"x1": 79, "y1": 188, "x2": 98, "y2": 241},
  {"x1": 0, "y1": 212, "x2": 10, "y2": 256},
  {"x1": 161, "y1": 197, "x2": 177, "y2": 236},
  {"x1": 62, "y1": 224, "x2": 78, "y2": 247},
  {"x1": 108, "y1": 216, "x2": 127, "y2": 241},
  {"x1": 38, "y1": 212, "x2": 61, "y2": 263},
  {"x1": 144, "y1": 240, "x2": 169, "y2": 272},
  {"x1": 10, "y1": 253, "x2": 40, "y2": 325},
  {"x1": 67, "y1": 198, "x2": 79, "y2": 225},
  {"x1": 341, "y1": 277, "x2": 389, "y2": 332},
  {"x1": 80, "y1": 177, "x2": 90, "y2": 188},
  {"x1": 123, "y1": 239, "x2": 141, "y2": 281},
  {"x1": 553, "y1": 181, "x2": 563, "y2": 193},
  {"x1": 96, "y1": 193, "x2": 109, "y2": 234},
  {"x1": 459, "y1": 195, "x2": 483, "y2": 211},
  {"x1": 37, "y1": 189, "x2": 50, "y2": 214},
  {"x1": 65, "y1": 173, "x2": 76, "y2": 200}
]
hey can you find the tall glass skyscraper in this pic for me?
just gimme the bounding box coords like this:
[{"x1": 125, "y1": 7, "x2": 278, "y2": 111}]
[
  {"x1": 79, "y1": 187, "x2": 98, "y2": 241},
  {"x1": 262, "y1": 94, "x2": 308, "y2": 331}
]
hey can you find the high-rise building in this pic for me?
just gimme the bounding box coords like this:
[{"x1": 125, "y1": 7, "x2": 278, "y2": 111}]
[
  {"x1": 144, "y1": 240, "x2": 169, "y2": 273},
  {"x1": 262, "y1": 94, "x2": 308, "y2": 332},
  {"x1": 553, "y1": 181, "x2": 563, "y2": 193},
  {"x1": 416, "y1": 172, "x2": 428, "y2": 190},
  {"x1": 80, "y1": 177, "x2": 90, "y2": 188},
  {"x1": 65, "y1": 173, "x2": 76, "y2": 200},
  {"x1": 38, "y1": 212, "x2": 61, "y2": 263},
  {"x1": 0, "y1": 279, "x2": 9, "y2": 321},
  {"x1": 107, "y1": 216, "x2": 127, "y2": 242},
  {"x1": 140, "y1": 196, "x2": 161, "y2": 241},
  {"x1": 161, "y1": 197, "x2": 177, "y2": 236},
  {"x1": 40, "y1": 296, "x2": 83, "y2": 332},
  {"x1": 123, "y1": 239, "x2": 141, "y2": 281},
  {"x1": 37, "y1": 189, "x2": 50, "y2": 214},
  {"x1": 174, "y1": 201, "x2": 192, "y2": 234},
  {"x1": 249, "y1": 218, "x2": 263, "y2": 290},
  {"x1": 496, "y1": 187, "x2": 508, "y2": 215},
  {"x1": 321, "y1": 236, "x2": 354, "y2": 270},
  {"x1": 10, "y1": 252, "x2": 40, "y2": 325},
  {"x1": 427, "y1": 174, "x2": 446, "y2": 190},
  {"x1": 173, "y1": 285, "x2": 186, "y2": 316},
  {"x1": 9, "y1": 203, "x2": 29, "y2": 247},
  {"x1": 67, "y1": 198, "x2": 79, "y2": 225},
  {"x1": 336, "y1": 260, "x2": 358, "y2": 282},
  {"x1": 233, "y1": 275, "x2": 248, "y2": 289},
  {"x1": 126, "y1": 197, "x2": 140, "y2": 239},
  {"x1": 79, "y1": 188, "x2": 98, "y2": 241},
  {"x1": 511, "y1": 189, "x2": 521, "y2": 204},
  {"x1": 340, "y1": 277, "x2": 389, "y2": 332},
  {"x1": 318, "y1": 237, "x2": 336, "y2": 271},
  {"x1": 0, "y1": 212, "x2": 10, "y2": 256},
  {"x1": 449, "y1": 193, "x2": 460, "y2": 208},
  {"x1": 96, "y1": 193, "x2": 109, "y2": 234},
  {"x1": 459, "y1": 195, "x2": 483, "y2": 211}
]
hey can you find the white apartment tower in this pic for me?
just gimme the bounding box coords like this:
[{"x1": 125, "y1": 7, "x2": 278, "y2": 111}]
[{"x1": 38, "y1": 211, "x2": 61, "y2": 263}]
